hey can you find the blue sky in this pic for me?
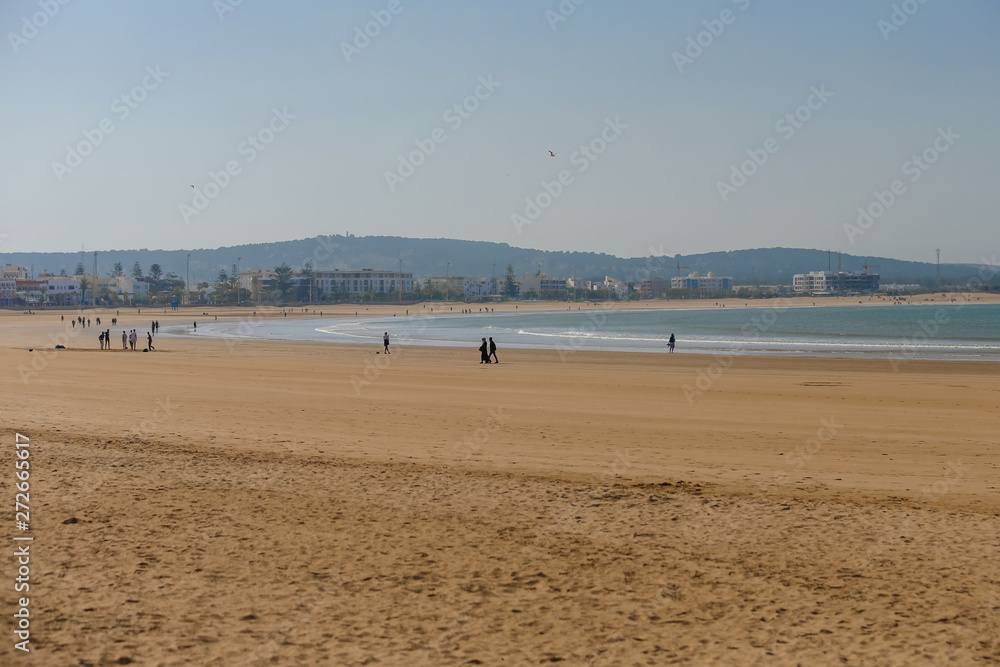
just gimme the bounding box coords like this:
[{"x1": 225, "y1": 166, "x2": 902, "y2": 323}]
[{"x1": 1, "y1": 0, "x2": 997, "y2": 263}]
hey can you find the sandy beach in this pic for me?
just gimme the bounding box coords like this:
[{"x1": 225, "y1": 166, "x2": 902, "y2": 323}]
[{"x1": 1, "y1": 303, "x2": 998, "y2": 665}]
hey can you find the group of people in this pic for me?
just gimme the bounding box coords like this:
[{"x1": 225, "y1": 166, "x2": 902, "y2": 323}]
[
  {"x1": 479, "y1": 337, "x2": 499, "y2": 364},
  {"x1": 97, "y1": 328, "x2": 153, "y2": 351}
]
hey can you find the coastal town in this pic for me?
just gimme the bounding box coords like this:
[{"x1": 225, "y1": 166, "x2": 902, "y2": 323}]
[{"x1": 1, "y1": 260, "x2": 892, "y2": 307}]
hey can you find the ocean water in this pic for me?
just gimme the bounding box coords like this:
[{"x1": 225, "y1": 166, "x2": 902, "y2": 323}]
[{"x1": 187, "y1": 302, "x2": 1000, "y2": 361}]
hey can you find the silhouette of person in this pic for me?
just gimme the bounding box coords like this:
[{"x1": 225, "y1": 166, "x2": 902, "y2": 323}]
[
  {"x1": 479, "y1": 338, "x2": 490, "y2": 364},
  {"x1": 147, "y1": 332, "x2": 154, "y2": 351},
  {"x1": 668, "y1": 333, "x2": 675, "y2": 353},
  {"x1": 383, "y1": 331, "x2": 390, "y2": 354},
  {"x1": 489, "y1": 337, "x2": 499, "y2": 363}
]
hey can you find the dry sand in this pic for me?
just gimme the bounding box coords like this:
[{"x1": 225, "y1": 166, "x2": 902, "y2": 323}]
[{"x1": 1, "y1": 305, "x2": 998, "y2": 666}]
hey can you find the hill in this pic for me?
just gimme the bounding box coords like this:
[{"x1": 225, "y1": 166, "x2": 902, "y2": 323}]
[{"x1": 0, "y1": 236, "x2": 985, "y2": 286}]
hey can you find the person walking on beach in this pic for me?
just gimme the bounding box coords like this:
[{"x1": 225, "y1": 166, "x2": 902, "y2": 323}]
[
  {"x1": 122, "y1": 331, "x2": 128, "y2": 350},
  {"x1": 99, "y1": 331, "x2": 105, "y2": 350},
  {"x1": 129, "y1": 329, "x2": 137, "y2": 351},
  {"x1": 668, "y1": 333, "x2": 676, "y2": 353},
  {"x1": 105, "y1": 330, "x2": 110, "y2": 350},
  {"x1": 489, "y1": 337, "x2": 499, "y2": 363},
  {"x1": 383, "y1": 331, "x2": 390, "y2": 354},
  {"x1": 479, "y1": 337, "x2": 491, "y2": 364},
  {"x1": 147, "y1": 332, "x2": 154, "y2": 351}
]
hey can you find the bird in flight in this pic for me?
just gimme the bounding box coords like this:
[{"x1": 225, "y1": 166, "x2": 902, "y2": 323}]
[
  {"x1": 190, "y1": 185, "x2": 195, "y2": 188},
  {"x1": 548, "y1": 150, "x2": 556, "y2": 157}
]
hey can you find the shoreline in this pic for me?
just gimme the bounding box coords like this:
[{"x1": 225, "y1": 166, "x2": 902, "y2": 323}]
[{"x1": 6, "y1": 296, "x2": 999, "y2": 363}]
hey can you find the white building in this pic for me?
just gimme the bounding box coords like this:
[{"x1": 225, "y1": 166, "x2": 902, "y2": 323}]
[
  {"x1": 317, "y1": 269, "x2": 412, "y2": 296},
  {"x1": 463, "y1": 276, "x2": 498, "y2": 299},
  {"x1": 793, "y1": 271, "x2": 832, "y2": 293},
  {"x1": 240, "y1": 268, "x2": 414, "y2": 300},
  {"x1": 604, "y1": 276, "x2": 628, "y2": 299},
  {"x1": 519, "y1": 274, "x2": 570, "y2": 295},
  {"x1": 670, "y1": 272, "x2": 733, "y2": 291},
  {"x1": 0, "y1": 278, "x2": 15, "y2": 305},
  {"x1": 792, "y1": 271, "x2": 879, "y2": 293},
  {"x1": 44, "y1": 275, "x2": 83, "y2": 299},
  {"x1": 3, "y1": 264, "x2": 30, "y2": 280}
]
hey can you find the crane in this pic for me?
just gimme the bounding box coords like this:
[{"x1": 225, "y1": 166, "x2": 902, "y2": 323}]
[{"x1": 862, "y1": 259, "x2": 880, "y2": 274}]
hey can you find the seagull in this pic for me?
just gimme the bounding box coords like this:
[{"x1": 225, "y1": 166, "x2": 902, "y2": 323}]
[
  {"x1": 190, "y1": 185, "x2": 195, "y2": 188},
  {"x1": 548, "y1": 150, "x2": 556, "y2": 157}
]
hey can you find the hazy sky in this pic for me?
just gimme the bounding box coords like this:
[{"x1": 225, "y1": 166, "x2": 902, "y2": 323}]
[{"x1": 2, "y1": 0, "x2": 997, "y2": 263}]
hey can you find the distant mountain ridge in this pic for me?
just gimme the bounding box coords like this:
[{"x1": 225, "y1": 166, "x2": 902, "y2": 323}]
[{"x1": 1, "y1": 236, "x2": 986, "y2": 286}]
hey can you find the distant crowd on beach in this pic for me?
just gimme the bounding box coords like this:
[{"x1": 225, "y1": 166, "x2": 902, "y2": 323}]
[{"x1": 91, "y1": 311, "x2": 160, "y2": 352}]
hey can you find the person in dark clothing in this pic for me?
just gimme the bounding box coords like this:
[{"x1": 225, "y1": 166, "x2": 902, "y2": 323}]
[
  {"x1": 479, "y1": 338, "x2": 491, "y2": 364},
  {"x1": 147, "y1": 332, "x2": 154, "y2": 351},
  {"x1": 668, "y1": 333, "x2": 675, "y2": 353},
  {"x1": 489, "y1": 337, "x2": 499, "y2": 363},
  {"x1": 383, "y1": 332, "x2": 390, "y2": 354}
]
